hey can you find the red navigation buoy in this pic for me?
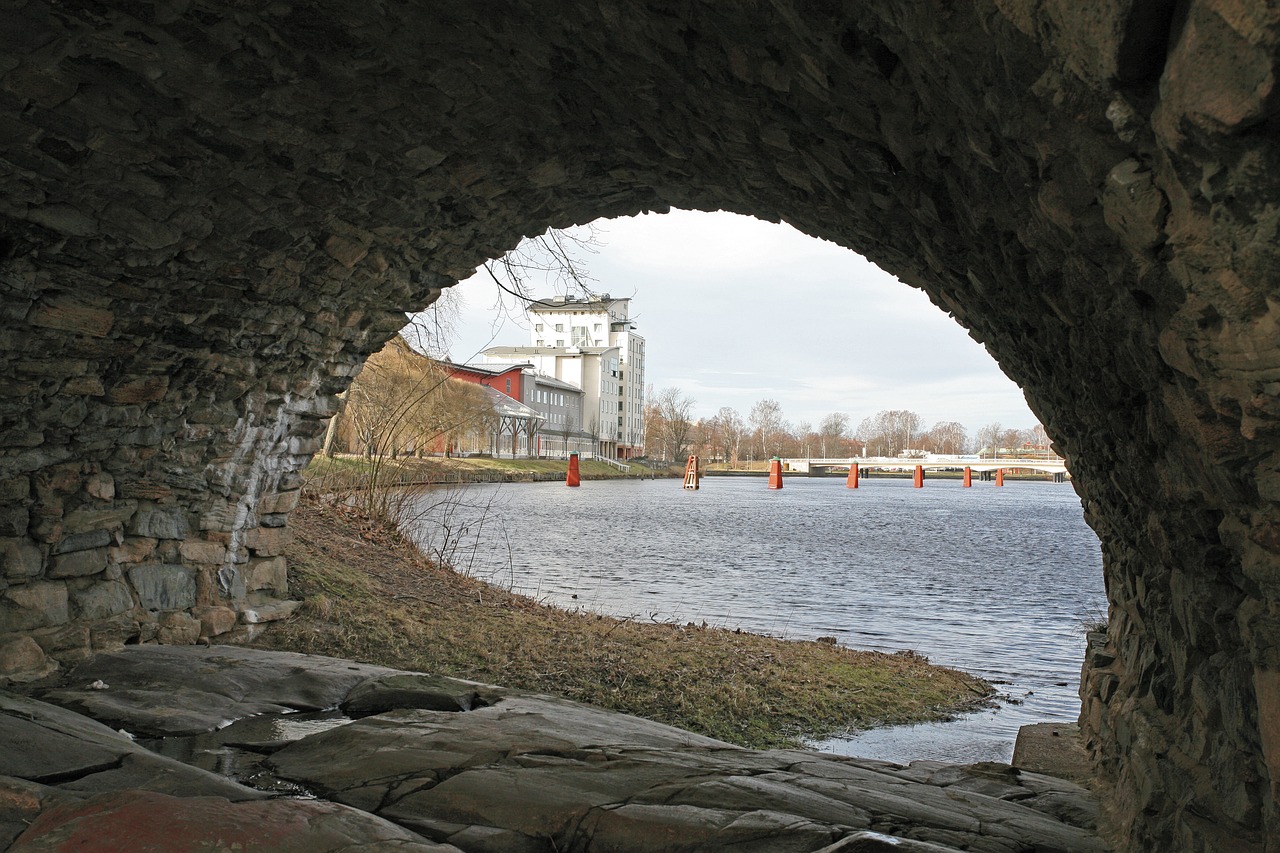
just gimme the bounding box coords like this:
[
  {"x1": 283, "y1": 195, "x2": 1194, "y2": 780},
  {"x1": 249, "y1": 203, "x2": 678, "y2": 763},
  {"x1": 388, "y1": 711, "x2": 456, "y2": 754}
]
[
  {"x1": 683, "y1": 455, "x2": 700, "y2": 490},
  {"x1": 566, "y1": 452, "x2": 581, "y2": 487},
  {"x1": 963, "y1": 466, "x2": 972, "y2": 488},
  {"x1": 995, "y1": 468, "x2": 1004, "y2": 487},
  {"x1": 767, "y1": 458, "x2": 783, "y2": 490},
  {"x1": 846, "y1": 462, "x2": 859, "y2": 489},
  {"x1": 913, "y1": 465, "x2": 924, "y2": 488}
]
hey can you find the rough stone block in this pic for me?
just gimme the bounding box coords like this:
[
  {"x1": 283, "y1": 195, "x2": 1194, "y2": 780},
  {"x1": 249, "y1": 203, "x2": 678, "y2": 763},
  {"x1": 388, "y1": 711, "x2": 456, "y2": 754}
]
[
  {"x1": 240, "y1": 599, "x2": 301, "y2": 624},
  {"x1": 109, "y1": 537, "x2": 156, "y2": 565},
  {"x1": 247, "y1": 556, "x2": 288, "y2": 593},
  {"x1": 105, "y1": 375, "x2": 169, "y2": 405},
  {"x1": 1, "y1": 582, "x2": 69, "y2": 632},
  {"x1": 244, "y1": 526, "x2": 292, "y2": 557},
  {"x1": 117, "y1": 476, "x2": 172, "y2": 500},
  {"x1": 324, "y1": 233, "x2": 369, "y2": 268},
  {"x1": 1102, "y1": 159, "x2": 1167, "y2": 251},
  {"x1": 84, "y1": 472, "x2": 115, "y2": 500},
  {"x1": 257, "y1": 489, "x2": 301, "y2": 515},
  {"x1": 1156, "y1": 2, "x2": 1279, "y2": 142},
  {"x1": 199, "y1": 502, "x2": 238, "y2": 532},
  {"x1": 33, "y1": 623, "x2": 92, "y2": 665},
  {"x1": 25, "y1": 203, "x2": 98, "y2": 237},
  {"x1": 49, "y1": 546, "x2": 109, "y2": 578},
  {"x1": 63, "y1": 501, "x2": 138, "y2": 532},
  {"x1": 0, "y1": 538, "x2": 44, "y2": 579},
  {"x1": 157, "y1": 611, "x2": 201, "y2": 645},
  {"x1": 27, "y1": 296, "x2": 114, "y2": 337},
  {"x1": 192, "y1": 605, "x2": 237, "y2": 637},
  {"x1": 130, "y1": 506, "x2": 189, "y2": 540},
  {"x1": 51, "y1": 529, "x2": 112, "y2": 556},
  {"x1": 179, "y1": 539, "x2": 227, "y2": 564},
  {"x1": 0, "y1": 477, "x2": 30, "y2": 502},
  {"x1": 90, "y1": 614, "x2": 141, "y2": 651},
  {"x1": 0, "y1": 635, "x2": 55, "y2": 683},
  {"x1": 127, "y1": 564, "x2": 196, "y2": 612},
  {"x1": 1256, "y1": 667, "x2": 1280, "y2": 800},
  {"x1": 62, "y1": 375, "x2": 105, "y2": 396},
  {"x1": 0, "y1": 506, "x2": 29, "y2": 538},
  {"x1": 71, "y1": 580, "x2": 136, "y2": 620}
]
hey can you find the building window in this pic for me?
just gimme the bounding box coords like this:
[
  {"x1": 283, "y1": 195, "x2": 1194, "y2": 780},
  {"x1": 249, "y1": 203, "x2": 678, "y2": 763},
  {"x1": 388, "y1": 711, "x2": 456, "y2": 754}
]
[
  {"x1": 535, "y1": 339, "x2": 544, "y2": 346},
  {"x1": 555, "y1": 323, "x2": 564, "y2": 332},
  {"x1": 535, "y1": 323, "x2": 543, "y2": 332},
  {"x1": 505, "y1": 379, "x2": 511, "y2": 393},
  {"x1": 556, "y1": 339, "x2": 564, "y2": 347}
]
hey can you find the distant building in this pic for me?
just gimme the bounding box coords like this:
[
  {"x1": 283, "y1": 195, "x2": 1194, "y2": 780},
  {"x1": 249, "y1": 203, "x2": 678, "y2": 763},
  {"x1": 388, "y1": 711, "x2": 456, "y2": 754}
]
[
  {"x1": 526, "y1": 372, "x2": 593, "y2": 458},
  {"x1": 444, "y1": 361, "x2": 592, "y2": 458},
  {"x1": 481, "y1": 294, "x2": 646, "y2": 459},
  {"x1": 442, "y1": 362, "x2": 542, "y2": 457}
]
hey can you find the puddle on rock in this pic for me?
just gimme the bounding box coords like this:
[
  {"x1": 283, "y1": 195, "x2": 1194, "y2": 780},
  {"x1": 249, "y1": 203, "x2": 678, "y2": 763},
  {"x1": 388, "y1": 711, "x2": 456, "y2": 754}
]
[{"x1": 139, "y1": 709, "x2": 351, "y2": 796}]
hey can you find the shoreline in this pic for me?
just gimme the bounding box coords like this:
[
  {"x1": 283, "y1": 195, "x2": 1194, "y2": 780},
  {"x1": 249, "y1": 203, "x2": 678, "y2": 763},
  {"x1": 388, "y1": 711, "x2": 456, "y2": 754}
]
[{"x1": 255, "y1": 496, "x2": 996, "y2": 750}]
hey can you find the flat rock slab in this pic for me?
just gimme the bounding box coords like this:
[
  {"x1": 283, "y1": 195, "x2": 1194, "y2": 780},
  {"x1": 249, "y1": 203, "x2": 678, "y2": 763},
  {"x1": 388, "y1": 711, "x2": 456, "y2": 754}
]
[
  {"x1": 39, "y1": 645, "x2": 405, "y2": 736},
  {"x1": 0, "y1": 691, "x2": 264, "y2": 803},
  {"x1": 1012, "y1": 723, "x2": 1094, "y2": 785},
  {"x1": 8, "y1": 789, "x2": 460, "y2": 852},
  {"x1": 269, "y1": 702, "x2": 1107, "y2": 852},
  {"x1": 12, "y1": 646, "x2": 1108, "y2": 853}
]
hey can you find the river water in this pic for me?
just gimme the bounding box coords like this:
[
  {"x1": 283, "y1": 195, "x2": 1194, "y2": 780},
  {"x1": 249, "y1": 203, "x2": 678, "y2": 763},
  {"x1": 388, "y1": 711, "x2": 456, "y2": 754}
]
[{"x1": 403, "y1": 474, "x2": 1106, "y2": 764}]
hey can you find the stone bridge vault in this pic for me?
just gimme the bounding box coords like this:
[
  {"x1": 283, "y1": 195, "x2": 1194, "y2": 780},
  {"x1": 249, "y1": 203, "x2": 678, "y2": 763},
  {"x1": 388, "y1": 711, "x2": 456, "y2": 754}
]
[{"x1": 0, "y1": 2, "x2": 1277, "y2": 850}]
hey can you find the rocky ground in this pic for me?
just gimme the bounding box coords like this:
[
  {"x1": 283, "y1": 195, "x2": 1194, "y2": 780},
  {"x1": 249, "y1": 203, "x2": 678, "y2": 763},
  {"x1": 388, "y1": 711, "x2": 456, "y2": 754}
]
[{"x1": 1, "y1": 645, "x2": 1107, "y2": 852}]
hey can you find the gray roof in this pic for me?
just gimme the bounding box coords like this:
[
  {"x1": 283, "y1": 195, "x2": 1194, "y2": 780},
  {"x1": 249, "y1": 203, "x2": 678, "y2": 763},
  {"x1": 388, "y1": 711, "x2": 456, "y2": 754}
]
[
  {"x1": 479, "y1": 385, "x2": 542, "y2": 420},
  {"x1": 530, "y1": 374, "x2": 582, "y2": 393}
]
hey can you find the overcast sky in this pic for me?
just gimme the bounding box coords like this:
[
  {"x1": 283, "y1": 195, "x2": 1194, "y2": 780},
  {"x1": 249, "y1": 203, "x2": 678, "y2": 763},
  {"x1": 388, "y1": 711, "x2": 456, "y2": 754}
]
[{"x1": 422, "y1": 209, "x2": 1038, "y2": 435}]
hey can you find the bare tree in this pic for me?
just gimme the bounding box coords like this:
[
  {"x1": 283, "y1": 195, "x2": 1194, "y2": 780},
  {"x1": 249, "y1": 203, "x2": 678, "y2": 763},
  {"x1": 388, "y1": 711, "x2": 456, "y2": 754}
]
[
  {"x1": 856, "y1": 410, "x2": 923, "y2": 457},
  {"x1": 337, "y1": 336, "x2": 496, "y2": 460},
  {"x1": 1026, "y1": 422, "x2": 1052, "y2": 456},
  {"x1": 749, "y1": 399, "x2": 786, "y2": 459},
  {"x1": 791, "y1": 420, "x2": 819, "y2": 457},
  {"x1": 999, "y1": 427, "x2": 1026, "y2": 456},
  {"x1": 975, "y1": 422, "x2": 1003, "y2": 458},
  {"x1": 921, "y1": 421, "x2": 968, "y2": 455},
  {"x1": 651, "y1": 386, "x2": 697, "y2": 462},
  {"x1": 714, "y1": 406, "x2": 745, "y2": 466},
  {"x1": 818, "y1": 412, "x2": 850, "y2": 457}
]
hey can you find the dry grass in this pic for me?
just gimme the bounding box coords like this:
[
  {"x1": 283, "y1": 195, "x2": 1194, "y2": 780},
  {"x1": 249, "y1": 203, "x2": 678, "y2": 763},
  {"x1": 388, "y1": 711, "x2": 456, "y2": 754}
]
[{"x1": 252, "y1": 498, "x2": 994, "y2": 749}]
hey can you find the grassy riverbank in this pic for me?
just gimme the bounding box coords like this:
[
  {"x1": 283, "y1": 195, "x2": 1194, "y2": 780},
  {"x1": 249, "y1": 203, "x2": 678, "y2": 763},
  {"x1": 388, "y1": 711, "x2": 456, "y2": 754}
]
[
  {"x1": 306, "y1": 454, "x2": 673, "y2": 488},
  {"x1": 253, "y1": 496, "x2": 994, "y2": 750}
]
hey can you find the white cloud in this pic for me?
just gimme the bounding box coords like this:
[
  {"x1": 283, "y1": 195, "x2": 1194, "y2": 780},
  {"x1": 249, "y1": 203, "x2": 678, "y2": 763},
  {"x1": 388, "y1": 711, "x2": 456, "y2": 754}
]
[{"x1": 428, "y1": 210, "x2": 1039, "y2": 434}]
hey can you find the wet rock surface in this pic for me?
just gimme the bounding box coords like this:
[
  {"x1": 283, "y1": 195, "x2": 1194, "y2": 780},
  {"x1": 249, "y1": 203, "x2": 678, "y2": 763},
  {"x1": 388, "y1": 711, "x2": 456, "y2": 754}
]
[{"x1": 1, "y1": 646, "x2": 1105, "y2": 852}]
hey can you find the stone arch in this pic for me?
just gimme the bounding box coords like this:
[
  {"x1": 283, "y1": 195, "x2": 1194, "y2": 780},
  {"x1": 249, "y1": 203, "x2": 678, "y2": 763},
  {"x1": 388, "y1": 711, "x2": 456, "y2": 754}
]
[{"x1": 2, "y1": 2, "x2": 1278, "y2": 850}]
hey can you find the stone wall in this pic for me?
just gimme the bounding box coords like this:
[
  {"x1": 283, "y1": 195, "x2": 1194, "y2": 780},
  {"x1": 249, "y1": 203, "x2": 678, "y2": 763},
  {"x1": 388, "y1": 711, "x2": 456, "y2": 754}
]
[{"x1": 0, "y1": 2, "x2": 1277, "y2": 850}]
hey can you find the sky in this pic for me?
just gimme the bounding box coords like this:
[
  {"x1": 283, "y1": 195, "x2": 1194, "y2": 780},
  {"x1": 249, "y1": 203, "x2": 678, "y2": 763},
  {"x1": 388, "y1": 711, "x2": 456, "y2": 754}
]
[{"x1": 418, "y1": 209, "x2": 1038, "y2": 435}]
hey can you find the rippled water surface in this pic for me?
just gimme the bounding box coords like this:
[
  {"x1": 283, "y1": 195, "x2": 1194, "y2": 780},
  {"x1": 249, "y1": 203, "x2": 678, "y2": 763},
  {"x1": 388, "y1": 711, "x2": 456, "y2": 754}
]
[{"x1": 404, "y1": 475, "x2": 1105, "y2": 763}]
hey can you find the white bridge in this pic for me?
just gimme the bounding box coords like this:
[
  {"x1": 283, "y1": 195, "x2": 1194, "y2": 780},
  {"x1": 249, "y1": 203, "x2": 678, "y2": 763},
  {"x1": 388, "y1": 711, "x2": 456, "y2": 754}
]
[{"x1": 781, "y1": 455, "x2": 1069, "y2": 477}]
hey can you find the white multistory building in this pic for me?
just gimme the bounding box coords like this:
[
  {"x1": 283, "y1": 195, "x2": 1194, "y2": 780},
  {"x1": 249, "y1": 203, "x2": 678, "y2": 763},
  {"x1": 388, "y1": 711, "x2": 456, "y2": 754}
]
[{"x1": 481, "y1": 294, "x2": 646, "y2": 459}]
